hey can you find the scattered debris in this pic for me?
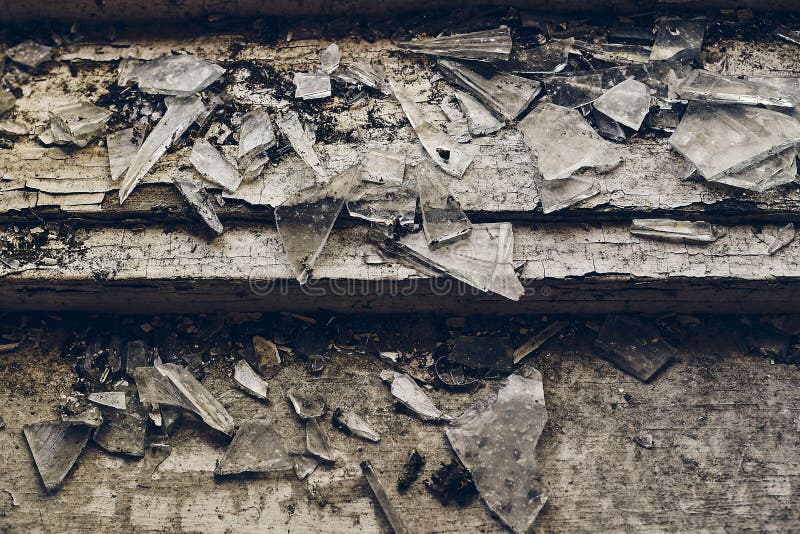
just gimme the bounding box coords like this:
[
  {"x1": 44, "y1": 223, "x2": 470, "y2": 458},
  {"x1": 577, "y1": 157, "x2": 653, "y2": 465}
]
[
  {"x1": 305, "y1": 418, "x2": 335, "y2": 463},
  {"x1": 446, "y1": 372, "x2": 549, "y2": 532},
  {"x1": 7, "y1": 40, "x2": 52, "y2": 68},
  {"x1": 23, "y1": 420, "x2": 93, "y2": 492},
  {"x1": 424, "y1": 459, "x2": 477, "y2": 506},
  {"x1": 294, "y1": 71, "x2": 332, "y2": 100},
  {"x1": 0, "y1": 91, "x2": 16, "y2": 117},
  {"x1": 215, "y1": 419, "x2": 293, "y2": 476},
  {"x1": 274, "y1": 165, "x2": 360, "y2": 284},
  {"x1": 275, "y1": 111, "x2": 330, "y2": 181},
  {"x1": 746, "y1": 323, "x2": 791, "y2": 360},
  {"x1": 650, "y1": 17, "x2": 706, "y2": 61},
  {"x1": 593, "y1": 78, "x2": 650, "y2": 131},
  {"x1": 595, "y1": 315, "x2": 676, "y2": 381},
  {"x1": 332, "y1": 408, "x2": 381, "y2": 442},
  {"x1": 397, "y1": 448, "x2": 426, "y2": 492},
  {"x1": 361, "y1": 460, "x2": 410, "y2": 534},
  {"x1": 513, "y1": 321, "x2": 568, "y2": 364},
  {"x1": 449, "y1": 336, "x2": 513, "y2": 371},
  {"x1": 189, "y1": 138, "x2": 243, "y2": 192},
  {"x1": 416, "y1": 159, "x2": 472, "y2": 249},
  {"x1": 125, "y1": 54, "x2": 225, "y2": 96},
  {"x1": 677, "y1": 70, "x2": 794, "y2": 108},
  {"x1": 233, "y1": 360, "x2": 269, "y2": 401},
  {"x1": 398, "y1": 27, "x2": 513, "y2": 62},
  {"x1": 174, "y1": 176, "x2": 224, "y2": 234},
  {"x1": 630, "y1": 219, "x2": 721, "y2": 244},
  {"x1": 380, "y1": 370, "x2": 451, "y2": 422},
  {"x1": 287, "y1": 389, "x2": 327, "y2": 420},
  {"x1": 87, "y1": 391, "x2": 127, "y2": 410},
  {"x1": 252, "y1": 336, "x2": 282, "y2": 377},
  {"x1": 544, "y1": 73, "x2": 604, "y2": 109}
]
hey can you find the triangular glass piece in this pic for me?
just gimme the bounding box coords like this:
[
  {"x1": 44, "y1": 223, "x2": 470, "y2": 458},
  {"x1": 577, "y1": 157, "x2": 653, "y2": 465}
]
[
  {"x1": 189, "y1": 138, "x2": 243, "y2": 192},
  {"x1": 593, "y1": 78, "x2": 650, "y2": 131},
  {"x1": 397, "y1": 27, "x2": 512, "y2": 62},
  {"x1": 677, "y1": 70, "x2": 794, "y2": 108},
  {"x1": 275, "y1": 165, "x2": 361, "y2": 284},
  {"x1": 380, "y1": 371, "x2": 451, "y2": 422},
  {"x1": 23, "y1": 420, "x2": 92, "y2": 492},
  {"x1": 416, "y1": 158, "x2": 472, "y2": 249},
  {"x1": 437, "y1": 59, "x2": 542, "y2": 120},
  {"x1": 174, "y1": 176, "x2": 223, "y2": 234},
  {"x1": 454, "y1": 90, "x2": 505, "y2": 135},
  {"x1": 630, "y1": 219, "x2": 720, "y2": 243},
  {"x1": 214, "y1": 419, "x2": 293, "y2": 476},
  {"x1": 305, "y1": 419, "x2": 335, "y2": 463}
]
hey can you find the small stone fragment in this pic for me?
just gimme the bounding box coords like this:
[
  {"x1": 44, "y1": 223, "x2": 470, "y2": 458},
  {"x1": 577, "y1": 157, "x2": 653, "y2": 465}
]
[
  {"x1": 23, "y1": 420, "x2": 92, "y2": 492},
  {"x1": 634, "y1": 432, "x2": 654, "y2": 449},
  {"x1": 397, "y1": 27, "x2": 513, "y2": 62},
  {"x1": 7, "y1": 40, "x2": 53, "y2": 68},
  {"x1": 630, "y1": 219, "x2": 720, "y2": 244},
  {"x1": 593, "y1": 78, "x2": 650, "y2": 131},
  {"x1": 320, "y1": 43, "x2": 341, "y2": 74},
  {"x1": 294, "y1": 71, "x2": 332, "y2": 100},
  {"x1": 332, "y1": 408, "x2": 381, "y2": 442},
  {"x1": 189, "y1": 138, "x2": 243, "y2": 192},
  {"x1": 287, "y1": 389, "x2": 327, "y2": 420},
  {"x1": 361, "y1": 460, "x2": 410, "y2": 534},
  {"x1": 380, "y1": 370, "x2": 450, "y2": 422},
  {"x1": 252, "y1": 336, "x2": 282, "y2": 378},
  {"x1": 595, "y1": 315, "x2": 676, "y2": 382},
  {"x1": 305, "y1": 419, "x2": 335, "y2": 463},
  {"x1": 416, "y1": 158, "x2": 472, "y2": 249},
  {"x1": 215, "y1": 419, "x2": 293, "y2": 476},
  {"x1": 233, "y1": 360, "x2": 269, "y2": 401},
  {"x1": 397, "y1": 449, "x2": 426, "y2": 492},
  {"x1": 87, "y1": 391, "x2": 127, "y2": 410}
]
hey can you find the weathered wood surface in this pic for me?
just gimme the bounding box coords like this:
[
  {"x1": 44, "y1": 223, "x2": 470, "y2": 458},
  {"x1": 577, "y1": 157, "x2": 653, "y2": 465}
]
[
  {"x1": 3, "y1": 36, "x2": 800, "y2": 223},
  {"x1": 2, "y1": 221, "x2": 800, "y2": 312},
  {"x1": 1, "y1": 323, "x2": 798, "y2": 532}
]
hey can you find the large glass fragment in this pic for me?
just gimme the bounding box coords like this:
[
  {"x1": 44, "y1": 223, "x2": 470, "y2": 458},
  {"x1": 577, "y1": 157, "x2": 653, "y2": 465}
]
[
  {"x1": 294, "y1": 71, "x2": 332, "y2": 100},
  {"x1": 120, "y1": 96, "x2": 206, "y2": 203},
  {"x1": 275, "y1": 112, "x2": 330, "y2": 181},
  {"x1": 416, "y1": 158, "x2": 472, "y2": 249},
  {"x1": 7, "y1": 40, "x2": 52, "y2": 68},
  {"x1": 380, "y1": 370, "x2": 451, "y2": 422},
  {"x1": 127, "y1": 54, "x2": 225, "y2": 96},
  {"x1": 134, "y1": 363, "x2": 235, "y2": 436},
  {"x1": 650, "y1": 17, "x2": 706, "y2": 61},
  {"x1": 630, "y1": 219, "x2": 720, "y2": 243},
  {"x1": 233, "y1": 360, "x2": 269, "y2": 400},
  {"x1": 361, "y1": 460, "x2": 410, "y2": 534},
  {"x1": 391, "y1": 81, "x2": 474, "y2": 178},
  {"x1": 518, "y1": 103, "x2": 621, "y2": 181},
  {"x1": 305, "y1": 419, "x2": 335, "y2": 463},
  {"x1": 50, "y1": 102, "x2": 112, "y2": 148},
  {"x1": 106, "y1": 128, "x2": 140, "y2": 182},
  {"x1": 287, "y1": 389, "x2": 328, "y2": 420},
  {"x1": 215, "y1": 419, "x2": 293, "y2": 476},
  {"x1": 346, "y1": 180, "x2": 417, "y2": 228},
  {"x1": 397, "y1": 27, "x2": 513, "y2": 62},
  {"x1": 237, "y1": 108, "x2": 276, "y2": 180},
  {"x1": 508, "y1": 38, "x2": 573, "y2": 74},
  {"x1": 677, "y1": 70, "x2": 794, "y2": 108},
  {"x1": 332, "y1": 408, "x2": 381, "y2": 442},
  {"x1": 712, "y1": 147, "x2": 798, "y2": 193},
  {"x1": 189, "y1": 138, "x2": 243, "y2": 192},
  {"x1": 543, "y1": 73, "x2": 604, "y2": 108},
  {"x1": 335, "y1": 61, "x2": 391, "y2": 94},
  {"x1": 369, "y1": 223, "x2": 525, "y2": 301},
  {"x1": 174, "y1": 176, "x2": 224, "y2": 234},
  {"x1": 454, "y1": 90, "x2": 505, "y2": 136},
  {"x1": 669, "y1": 103, "x2": 800, "y2": 181},
  {"x1": 448, "y1": 336, "x2": 513, "y2": 371},
  {"x1": 23, "y1": 420, "x2": 92, "y2": 492},
  {"x1": 320, "y1": 44, "x2": 341, "y2": 74},
  {"x1": 92, "y1": 386, "x2": 148, "y2": 457},
  {"x1": 361, "y1": 150, "x2": 405, "y2": 184},
  {"x1": 446, "y1": 372, "x2": 549, "y2": 533},
  {"x1": 437, "y1": 59, "x2": 542, "y2": 121},
  {"x1": 274, "y1": 165, "x2": 360, "y2": 284},
  {"x1": 595, "y1": 315, "x2": 675, "y2": 381},
  {"x1": 592, "y1": 78, "x2": 650, "y2": 131}
]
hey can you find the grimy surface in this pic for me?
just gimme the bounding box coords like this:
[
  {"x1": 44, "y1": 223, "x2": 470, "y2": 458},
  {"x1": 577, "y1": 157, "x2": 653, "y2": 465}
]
[{"x1": 0, "y1": 315, "x2": 798, "y2": 532}]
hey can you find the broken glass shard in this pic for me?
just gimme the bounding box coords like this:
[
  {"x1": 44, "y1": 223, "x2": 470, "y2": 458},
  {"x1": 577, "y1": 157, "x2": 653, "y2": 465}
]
[
  {"x1": 454, "y1": 90, "x2": 505, "y2": 136},
  {"x1": 593, "y1": 78, "x2": 650, "y2": 131},
  {"x1": 595, "y1": 315, "x2": 676, "y2": 381},
  {"x1": 676, "y1": 70, "x2": 794, "y2": 108},
  {"x1": 775, "y1": 25, "x2": 800, "y2": 46},
  {"x1": 0, "y1": 119, "x2": 28, "y2": 137},
  {"x1": 88, "y1": 391, "x2": 127, "y2": 410},
  {"x1": 293, "y1": 454, "x2": 319, "y2": 480},
  {"x1": 305, "y1": 419, "x2": 335, "y2": 463},
  {"x1": 275, "y1": 111, "x2": 329, "y2": 181},
  {"x1": 416, "y1": 158, "x2": 472, "y2": 249},
  {"x1": 650, "y1": 17, "x2": 706, "y2": 61},
  {"x1": 50, "y1": 102, "x2": 112, "y2": 148},
  {"x1": 335, "y1": 61, "x2": 391, "y2": 94},
  {"x1": 332, "y1": 408, "x2": 381, "y2": 442},
  {"x1": 120, "y1": 96, "x2": 206, "y2": 203},
  {"x1": 361, "y1": 150, "x2": 405, "y2": 184},
  {"x1": 518, "y1": 103, "x2": 622, "y2": 181},
  {"x1": 126, "y1": 340, "x2": 150, "y2": 376},
  {"x1": 137, "y1": 436, "x2": 171, "y2": 488},
  {"x1": 712, "y1": 147, "x2": 797, "y2": 193},
  {"x1": 370, "y1": 222, "x2": 525, "y2": 301},
  {"x1": 253, "y1": 336, "x2": 282, "y2": 377},
  {"x1": 189, "y1": 138, "x2": 243, "y2": 192},
  {"x1": 275, "y1": 165, "x2": 360, "y2": 284},
  {"x1": 572, "y1": 41, "x2": 651, "y2": 65},
  {"x1": 346, "y1": 180, "x2": 417, "y2": 228},
  {"x1": 215, "y1": 419, "x2": 293, "y2": 476},
  {"x1": 446, "y1": 372, "x2": 548, "y2": 534},
  {"x1": 92, "y1": 387, "x2": 148, "y2": 457},
  {"x1": 544, "y1": 73, "x2": 604, "y2": 108},
  {"x1": 440, "y1": 96, "x2": 471, "y2": 144},
  {"x1": 107, "y1": 128, "x2": 140, "y2": 182},
  {"x1": 768, "y1": 223, "x2": 796, "y2": 255},
  {"x1": 397, "y1": 27, "x2": 513, "y2": 62},
  {"x1": 233, "y1": 360, "x2": 268, "y2": 401},
  {"x1": 320, "y1": 44, "x2": 341, "y2": 74},
  {"x1": 508, "y1": 38, "x2": 573, "y2": 74},
  {"x1": 294, "y1": 71, "x2": 332, "y2": 100},
  {"x1": 62, "y1": 406, "x2": 104, "y2": 429},
  {"x1": 287, "y1": 389, "x2": 327, "y2": 420},
  {"x1": 237, "y1": 108, "x2": 276, "y2": 180},
  {"x1": 135, "y1": 363, "x2": 235, "y2": 436},
  {"x1": 0, "y1": 91, "x2": 16, "y2": 117},
  {"x1": 361, "y1": 460, "x2": 410, "y2": 534},
  {"x1": 128, "y1": 54, "x2": 225, "y2": 96},
  {"x1": 591, "y1": 109, "x2": 626, "y2": 142},
  {"x1": 7, "y1": 40, "x2": 52, "y2": 68},
  {"x1": 391, "y1": 80, "x2": 474, "y2": 178},
  {"x1": 174, "y1": 176, "x2": 224, "y2": 234},
  {"x1": 630, "y1": 219, "x2": 719, "y2": 243},
  {"x1": 380, "y1": 370, "x2": 450, "y2": 422},
  {"x1": 669, "y1": 103, "x2": 800, "y2": 182},
  {"x1": 23, "y1": 420, "x2": 92, "y2": 492},
  {"x1": 437, "y1": 59, "x2": 542, "y2": 121},
  {"x1": 449, "y1": 336, "x2": 513, "y2": 371}
]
